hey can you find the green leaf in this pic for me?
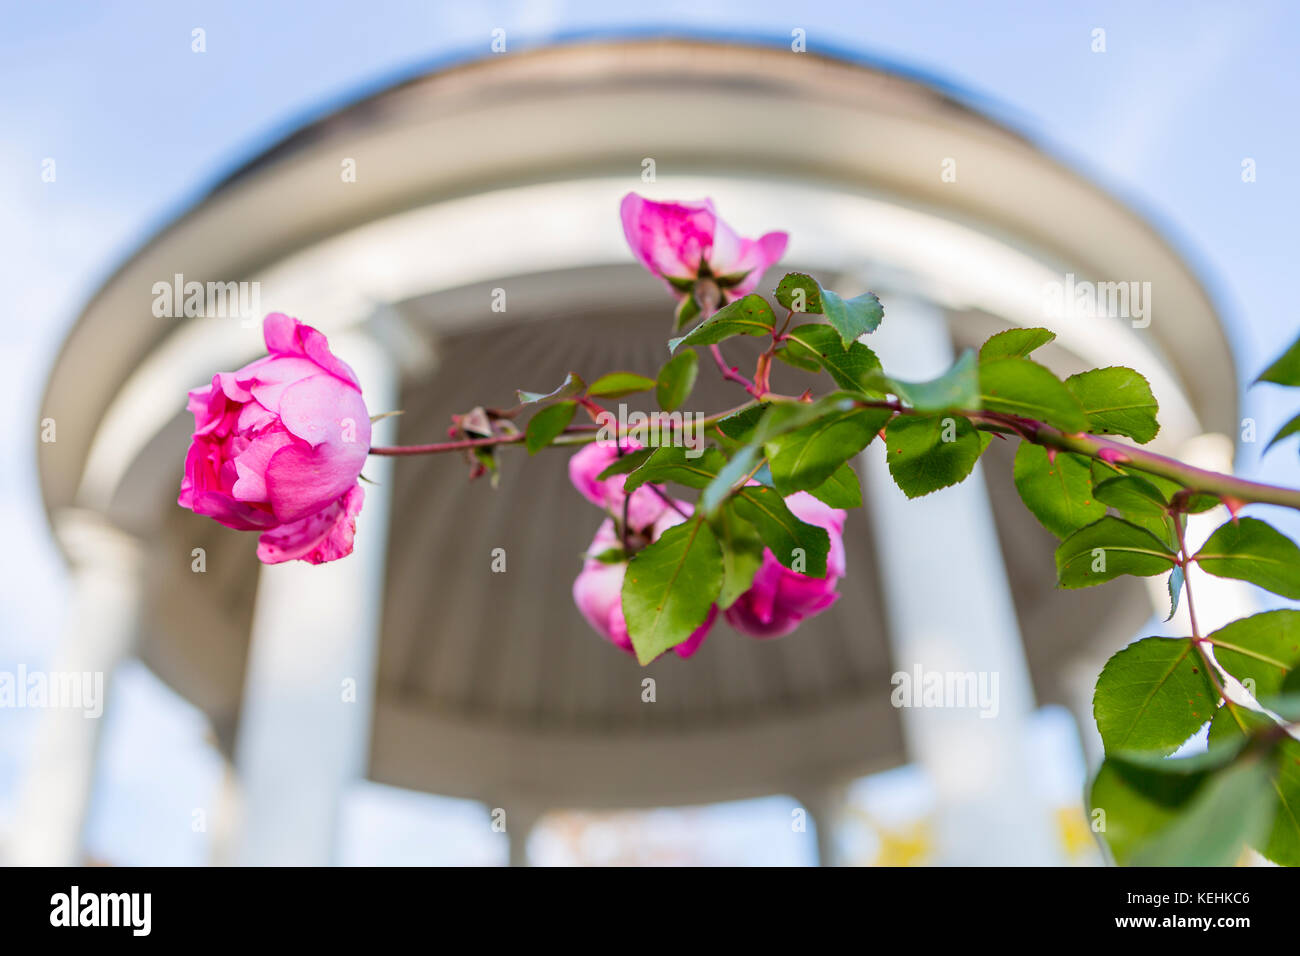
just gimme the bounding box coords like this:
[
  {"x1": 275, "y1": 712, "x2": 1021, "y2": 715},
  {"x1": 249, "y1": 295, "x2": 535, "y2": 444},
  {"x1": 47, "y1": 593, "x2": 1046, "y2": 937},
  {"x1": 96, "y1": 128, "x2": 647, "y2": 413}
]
[
  {"x1": 821, "y1": 290, "x2": 884, "y2": 348},
  {"x1": 765, "y1": 407, "x2": 891, "y2": 495},
  {"x1": 870, "y1": 349, "x2": 980, "y2": 412},
  {"x1": 773, "y1": 272, "x2": 823, "y2": 314},
  {"x1": 753, "y1": 393, "x2": 860, "y2": 444},
  {"x1": 1063, "y1": 367, "x2": 1160, "y2": 443},
  {"x1": 1093, "y1": 636, "x2": 1216, "y2": 755},
  {"x1": 979, "y1": 327, "x2": 1056, "y2": 361},
  {"x1": 674, "y1": 293, "x2": 701, "y2": 332},
  {"x1": 524, "y1": 401, "x2": 576, "y2": 454},
  {"x1": 595, "y1": 448, "x2": 654, "y2": 480},
  {"x1": 1166, "y1": 565, "x2": 1184, "y2": 622},
  {"x1": 1130, "y1": 760, "x2": 1276, "y2": 866},
  {"x1": 1088, "y1": 757, "x2": 1207, "y2": 865},
  {"x1": 806, "y1": 461, "x2": 862, "y2": 508},
  {"x1": 668, "y1": 294, "x2": 775, "y2": 353},
  {"x1": 1265, "y1": 738, "x2": 1300, "y2": 865},
  {"x1": 980, "y1": 357, "x2": 1089, "y2": 432},
  {"x1": 655, "y1": 351, "x2": 699, "y2": 412},
  {"x1": 623, "y1": 446, "x2": 725, "y2": 492},
  {"x1": 622, "y1": 518, "x2": 723, "y2": 665},
  {"x1": 1266, "y1": 412, "x2": 1300, "y2": 453},
  {"x1": 1093, "y1": 464, "x2": 1219, "y2": 514},
  {"x1": 517, "y1": 371, "x2": 586, "y2": 405},
  {"x1": 707, "y1": 395, "x2": 866, "y2": 508},
  {"x1": 773, "y1": 341, "x2": 823, "y2": 373},
  {"x1": 1093, "y1": 474, "x2": 1176, "y2": 550},
  {"x1": 731, "y1": 485, "x2": 830, "y2": 577},
  {"x1": 473, "y1": 446, "x2": 499, "y2": 487},
  {"x1": 1054, "y1": 516, "x2": 1177, "y2": 588},
  {"x1": 699, "y1": 445, "x2": 760, "y2": 518},
  {"x1": 1207, "y1": 703, "x2": 1300, "y2": 866},
  {"x1": 885, "y1": 413, "x2": 991, "y2": 499},
  {"x1": 587, "y1": 371, "x2": 657, "y2": 399},
  {"x1": 1093, "y1": 473, "x2": 1167, "y2": 514},
  {"x1": 1255, "y1": 333, "x2": 1300, "y2": 386},
  {"x1": 1195, "y1": 517, "x2": 1300, "y2": 599},
  {"x1": 781, "y1": 324, "x2": 884, "y2": 394},
  {"x1": 711, "y1": 504, "x2": 764, "y2": 610},
  {"x1": 1012, "y1": 443, "x2": 1104, "y2": 538},
  {"x1": 1206, "y1": 609, "x2": 1300, "y2": 698},
  {"x1": 1206, "y1": 699, "x2": 1272, "y2": 749},
  {"x1": 773, "y1": 273, "x2": 883, "y2": 347},
  {"x1": 714, "y1": 404, "x2": 768, "y2": 445}
]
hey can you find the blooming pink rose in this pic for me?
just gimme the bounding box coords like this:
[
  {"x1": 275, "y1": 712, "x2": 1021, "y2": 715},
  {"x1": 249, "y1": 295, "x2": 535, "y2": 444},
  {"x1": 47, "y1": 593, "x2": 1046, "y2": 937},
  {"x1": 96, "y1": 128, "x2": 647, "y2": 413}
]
[
  {"x1": 620, "y1": 193, "x2": 788, "y2": 303},
  {"x1": 725, "y1": 492, "x2": 847, "y2": 639},
  {"x1": 572, "y1": 504, "x2": 717, "y2": 659},
  {"x1": 568, "y1": 439, "x2": 669, "y2": 531},
  {"x1": 178, "y1": 313, "x2": 371, "y2": 565}
]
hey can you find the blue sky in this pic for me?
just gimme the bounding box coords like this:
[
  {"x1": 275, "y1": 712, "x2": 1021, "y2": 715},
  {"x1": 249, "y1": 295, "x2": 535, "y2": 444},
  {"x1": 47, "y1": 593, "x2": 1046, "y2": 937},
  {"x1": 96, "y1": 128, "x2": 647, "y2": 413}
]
[{"x1": 2, "y1": 0, "x2": 1298, "y2": 863}]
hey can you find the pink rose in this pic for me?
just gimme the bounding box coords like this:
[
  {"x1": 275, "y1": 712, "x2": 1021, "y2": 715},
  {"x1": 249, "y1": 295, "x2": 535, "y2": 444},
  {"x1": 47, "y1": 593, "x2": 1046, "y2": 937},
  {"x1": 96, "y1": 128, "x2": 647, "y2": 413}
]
[
  {"x1": 572, "y1": 504, "x2": 717, "y2": 660},
  {"x1": 725, "y1": 492, "x2": 847, "y2": 639},
  {"x1": 568, "y1": 439, "x2": 669, "y2": 531},
  {"x1": 620, "y1": 193, "x2": 788, "y2": 303},
  {"x1": 178, "y1": 313, "x2": 371, "y2": 565}
]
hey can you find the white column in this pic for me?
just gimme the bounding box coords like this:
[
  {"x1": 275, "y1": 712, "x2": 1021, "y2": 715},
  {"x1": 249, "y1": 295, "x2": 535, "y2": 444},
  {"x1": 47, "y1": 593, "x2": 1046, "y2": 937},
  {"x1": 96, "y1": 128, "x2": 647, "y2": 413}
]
[
  {"x1": 862, "y1": 296, "x2": 1063, "y2": 865},
  {"x1": 794, "y1": 785, "x2": 847, "y2": 866},
  {"x1": 505, "y1": 803, "x2": 540, "y2": 868},
  {"x1": 6, "y1": 511, "x2": 144, "y2": 865},
  {"x1": 229, "y1": 331, "x2": 398, "y2": 865}
]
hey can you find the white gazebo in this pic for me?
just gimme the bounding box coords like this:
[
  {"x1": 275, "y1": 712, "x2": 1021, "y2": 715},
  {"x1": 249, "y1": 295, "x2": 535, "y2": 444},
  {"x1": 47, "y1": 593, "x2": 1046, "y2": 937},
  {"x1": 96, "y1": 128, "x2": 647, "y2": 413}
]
[{"x1": 20, "y1": 39, "x2": 1237, "y2": 866}]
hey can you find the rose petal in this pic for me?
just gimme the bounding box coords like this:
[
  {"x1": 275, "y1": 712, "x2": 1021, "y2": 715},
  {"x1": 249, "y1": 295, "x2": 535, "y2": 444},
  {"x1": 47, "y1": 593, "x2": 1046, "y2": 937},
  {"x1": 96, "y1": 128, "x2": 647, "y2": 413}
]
[
  {"x1": 276, "y1": 373, "x2": 370, "y2": 451},
  {"x1": 262, "y1": 312, "x2": 361, "y2": 388},
  {"x1": 619, "y1": 193, "x2": 714, "y2": 282},
  {"x1": 672, "y1": 604, "x2": 717, "y2": 658},
  {"x1": 256, "y1": 484, "x2": 365, "y2": 565},
  {"x1": 719, "y1": 231, "x2": 789, "y2": 300},
  {"x1": 230, "y1": 426, "x2": 295, "y2": 503}
]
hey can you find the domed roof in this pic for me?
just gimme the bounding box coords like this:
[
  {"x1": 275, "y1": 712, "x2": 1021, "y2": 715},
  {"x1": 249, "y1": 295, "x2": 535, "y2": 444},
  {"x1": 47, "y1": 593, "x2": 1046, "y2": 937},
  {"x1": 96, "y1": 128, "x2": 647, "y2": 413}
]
[{"x1": 38, "y1": 39, "x2": 1229, "y2": 808}]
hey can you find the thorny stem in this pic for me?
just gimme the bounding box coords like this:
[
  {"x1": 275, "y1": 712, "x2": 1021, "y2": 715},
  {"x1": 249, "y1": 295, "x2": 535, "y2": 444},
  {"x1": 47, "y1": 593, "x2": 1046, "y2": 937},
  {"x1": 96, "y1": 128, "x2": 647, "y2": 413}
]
[
  {"x1": 616, "y1": 443, "x2": 632, "y2": 552},
  {"x1": 695, "y1": 279, "x2": 763, "y2": 399},
  {"x1": 1173, "y1": 514, "x2": 1203, "y2": 642},
  {"x1": 1174, "y1": 511, "x2": 1231, "y2": 704},
  {"x1": 371, "y1": 390, "x2": 1300, "y2": 516},
  {"x1": 841, "y1": 400, "x2": 1300, "y2": 514},
  {"x1": 709, "y1": 344, "x2": 761, "y2": 396},
  {"x1": 647, "y1": 484, "x2": 690, "y2": 518},
  {"x1": 1017, "y1": 419, "x2": 1300, "y2": 512},
  {"x1": 369, "y1": 401, "x2": 761, "y2": 456}
]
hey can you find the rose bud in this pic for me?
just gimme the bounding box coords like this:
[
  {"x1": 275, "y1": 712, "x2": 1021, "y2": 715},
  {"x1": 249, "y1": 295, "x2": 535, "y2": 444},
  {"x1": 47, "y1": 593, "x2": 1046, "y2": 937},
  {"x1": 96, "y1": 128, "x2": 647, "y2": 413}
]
[
  {"x1": 620, "y1": 192, "x2": 788, "y2": 321},
  {"x1": 572, "y1": 503, "x2": 717, "y2": 660},
  {"x1": 178, "y1": 313, "x2": 370, "y2": 565},
  {"x1": 568, "y1": 440, "x2": 669, "y2": 531},
  {"x1": 725, "y1": 492, "x2": 847, "y2": 638}
]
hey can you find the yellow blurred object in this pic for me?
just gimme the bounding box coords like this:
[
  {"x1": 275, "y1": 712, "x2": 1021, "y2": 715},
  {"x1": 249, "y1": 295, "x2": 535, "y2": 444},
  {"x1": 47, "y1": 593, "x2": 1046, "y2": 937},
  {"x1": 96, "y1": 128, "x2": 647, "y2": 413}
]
[
  {"x1": 1056, "y1": 805, "x2": 1096, "y2": 860},
  {"x1": 871, "y1": 820, "x2": 934, "y2": 867}
]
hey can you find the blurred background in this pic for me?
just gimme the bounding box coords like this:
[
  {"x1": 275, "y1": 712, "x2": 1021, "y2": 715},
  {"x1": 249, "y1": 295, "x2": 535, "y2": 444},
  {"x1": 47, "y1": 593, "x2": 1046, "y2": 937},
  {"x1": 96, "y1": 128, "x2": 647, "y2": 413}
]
[{"x1": 2, "y1": 1, "x2": 1298, "y2": 866}]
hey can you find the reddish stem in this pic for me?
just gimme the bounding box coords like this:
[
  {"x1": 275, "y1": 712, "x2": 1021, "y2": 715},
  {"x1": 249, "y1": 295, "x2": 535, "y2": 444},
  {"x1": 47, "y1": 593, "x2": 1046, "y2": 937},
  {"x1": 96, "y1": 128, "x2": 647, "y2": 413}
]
[{"x1": 709, "y1": 344, "x2": 760, "y2": 396}]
